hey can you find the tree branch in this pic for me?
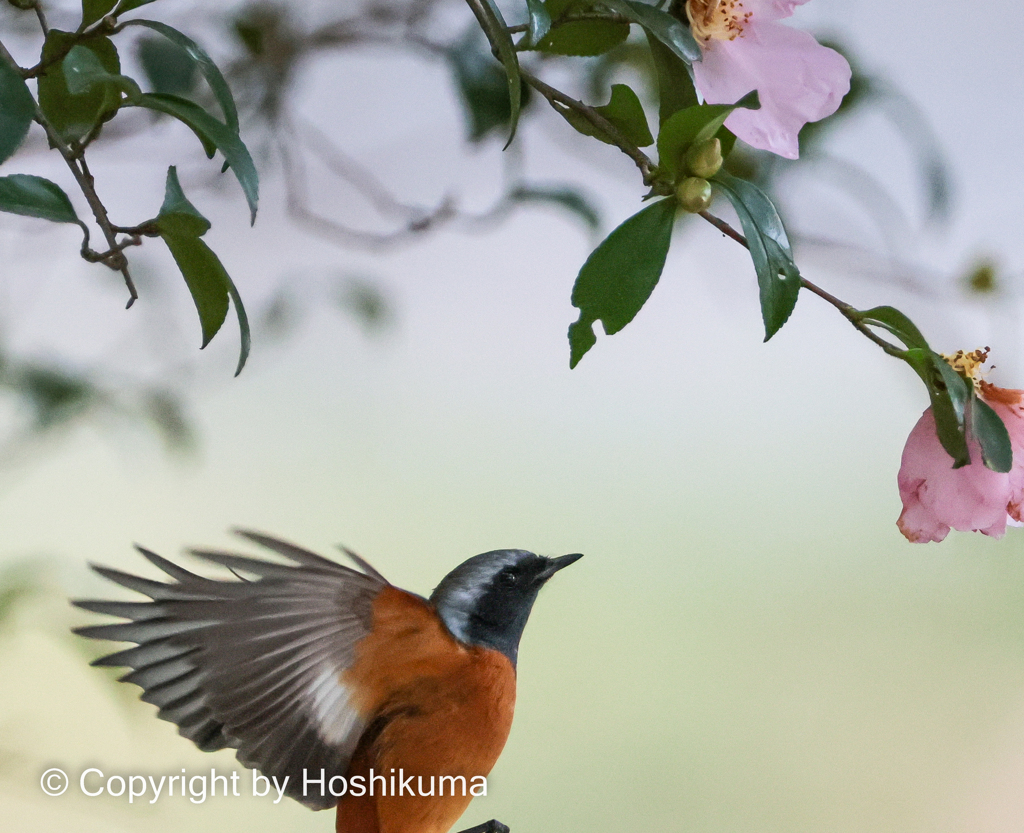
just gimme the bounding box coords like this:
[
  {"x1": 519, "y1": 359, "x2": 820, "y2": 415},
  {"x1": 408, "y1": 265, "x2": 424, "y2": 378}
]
[{"x1": 698, "y1": 210, "x2": 907, "y2": 358}]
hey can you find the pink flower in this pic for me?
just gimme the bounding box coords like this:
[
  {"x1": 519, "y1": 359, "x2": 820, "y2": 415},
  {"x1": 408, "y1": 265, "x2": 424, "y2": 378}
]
[
  {"x1": 897, "y1": 382, "x2": 1024, "y2": 543},
  {"x1": 686, "y1": 0, "x2": 851, "y2": 159}
]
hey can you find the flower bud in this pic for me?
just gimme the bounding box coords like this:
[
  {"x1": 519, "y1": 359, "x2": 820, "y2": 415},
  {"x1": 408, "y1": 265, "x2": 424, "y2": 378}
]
[
  {"x1": 684, "y1": 138, "x2": 724, "y2": 179},
  {"x1": 675, "y1": 177, "x2": 713, "y2": 213}
]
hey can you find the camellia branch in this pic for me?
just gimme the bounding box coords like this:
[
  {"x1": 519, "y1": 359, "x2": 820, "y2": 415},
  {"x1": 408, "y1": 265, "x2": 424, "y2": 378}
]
[
  {"x1": 698, "y1": 210, "x2": 906, "y2": 358},
  {"x1": 518, "y1": 69, "x2": 659, "y2": 185}
]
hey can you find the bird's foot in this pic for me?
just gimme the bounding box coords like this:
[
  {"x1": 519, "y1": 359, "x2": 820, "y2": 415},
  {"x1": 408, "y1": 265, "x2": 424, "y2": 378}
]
[{"x1": 456, "y1": 820, "x2": 509, "y2": 833}]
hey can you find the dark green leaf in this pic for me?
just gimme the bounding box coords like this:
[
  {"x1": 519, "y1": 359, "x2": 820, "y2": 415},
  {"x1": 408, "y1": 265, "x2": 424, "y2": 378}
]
[
  {"x1": 447, "y1": 37, "x2": 529, "y2": 142},
  {"x1": 136, "y1": 36, "x2": 197, "y2": 96},
  {"x1": 657, "y1": 92, "x2": 759, "y2": 177},
  {"x1": 130, "y1": 93, "x2": 258, "y2": 223},
  {"x1": 160, "y1": 232, "x2": 229, "y2": 348},
  {"x1": 712, "y1": 172, "x2": 800, "y2": 340},
  {"x1": 972, "y1": 396, "x2": 1012, "y2": 473},
  {"x1": 18, "y1": 365, "x2": 94, "y2": 428},
  {"x1": 602, "y1": 0, "x2": 701, "y2": 63},
  {"x1": 904, "y1": 348, "x2": 970, "y2": 467},
  {"x1": 508, "y1": 184, "x2": 600, "y2": 230},
  {"x1": 122, "y1": 20, "x2": 238, "y2": 129},
  {"x1": 81, "y1": 0, "x2": 117, "y2": 28},
  {"x1": 856, "y1": 305, "x2": 929, "y2": 350},
  {"x1": 225, "y1": 272, "x2": 250, "y2": 376},
  {"x1": 646, "y1": 33, "x2": 697, "y2": 125},
  {"x1": 0, "y1": 174, "x2": 82, "y2": 224},
  {"x1": 464, "y1": 0, "x2": 521, "y2": 147},
  {"x1": 37, "y1": 32, "x2": 120, "y2": 142},
  {"x1": 154, "y1": 166, "x2": 210, "y2": 237},
  {"x1": 535, "y1": 0, "x2": 629, "y2": 56},
  {"x1": 521, "y1": 0, "x2": 552, "y2": 48},
  {"x1": 0, "y1": 57, "x2": 35, "y2": 165},
  {"x1": 568, "y1": 198, "x2": 676, "y2": 367}
]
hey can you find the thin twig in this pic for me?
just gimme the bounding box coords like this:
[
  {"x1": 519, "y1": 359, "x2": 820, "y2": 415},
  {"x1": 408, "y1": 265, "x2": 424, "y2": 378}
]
[
  {"x1": 519, "y1": 68, "x2": 659, "y2": 185},
  {"x1": 699, "y1": 210, "x2": 906, "y2": 358}
]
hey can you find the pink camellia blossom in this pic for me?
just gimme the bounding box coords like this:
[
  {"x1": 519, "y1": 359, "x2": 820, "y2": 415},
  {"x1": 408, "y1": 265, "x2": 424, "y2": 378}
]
[
  {"x1": 897, "y1": 376, "x2": 1024, "y2": 544},
  {"x1": 686, "y1": 0, "x2": 852, "y2": 159}
]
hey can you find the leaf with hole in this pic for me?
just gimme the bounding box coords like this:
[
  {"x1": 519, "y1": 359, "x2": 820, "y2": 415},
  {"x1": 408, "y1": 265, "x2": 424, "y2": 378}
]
[
  {"x1": 568, "y1": 198, "x2": 676, "y2": 367},
  {"x1": 0, "y1": 58, "x2": 35, "y2": 165},
  {"x1": 712, "y1": 172, "x2": 800, "y2": 340}
]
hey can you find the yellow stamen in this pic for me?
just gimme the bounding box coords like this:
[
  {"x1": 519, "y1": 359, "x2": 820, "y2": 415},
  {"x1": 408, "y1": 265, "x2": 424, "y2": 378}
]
[
  {"x1": 685, "y1": 0, "x2": 752, "y2": 42},
  {"x1": 942, "y1": 347, "x2": 991, "y2": 389}
]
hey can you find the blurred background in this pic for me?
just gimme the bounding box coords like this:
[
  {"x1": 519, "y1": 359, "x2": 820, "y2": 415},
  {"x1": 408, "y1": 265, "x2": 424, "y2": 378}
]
[{"x1": 3, "y1": 0, "x2": 1024, "y2": 830}]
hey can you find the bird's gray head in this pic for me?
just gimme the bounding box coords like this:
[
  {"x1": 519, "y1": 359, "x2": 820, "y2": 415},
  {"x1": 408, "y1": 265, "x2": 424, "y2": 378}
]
[{"x1": 429, "y1": 549, "x2": 582, "y2": 667}]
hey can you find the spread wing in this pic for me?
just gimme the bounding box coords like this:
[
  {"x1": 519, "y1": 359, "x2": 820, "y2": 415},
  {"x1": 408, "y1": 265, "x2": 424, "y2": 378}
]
[{"x1": 73, "y1": 530, "x2": 387, "y2": 810}]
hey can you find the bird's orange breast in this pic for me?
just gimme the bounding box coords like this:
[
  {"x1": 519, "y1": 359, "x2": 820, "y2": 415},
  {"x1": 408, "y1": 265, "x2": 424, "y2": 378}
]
[{"x1": 337, "y1": 587, "x2": 517, "y2": 833}]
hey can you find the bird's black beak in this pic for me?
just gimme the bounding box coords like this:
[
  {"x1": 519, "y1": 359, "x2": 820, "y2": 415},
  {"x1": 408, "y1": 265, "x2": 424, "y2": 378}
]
[{"x1": 539, "y1": 552, "x2": 583, "y2": 580}]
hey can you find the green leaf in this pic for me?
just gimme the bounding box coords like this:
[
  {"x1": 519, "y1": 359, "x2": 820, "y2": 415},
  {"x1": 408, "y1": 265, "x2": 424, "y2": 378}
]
[
  {"x1": 130, "y1": 93, "x2": 258, "y2": 223},
  {"x1": 447, "y1": 37, "x2": 528, "y2": 143},
  {"x1": 155, "y1": 165, "x2": 210, "y2": 237},
  {"x1": 520, "y1": 0, "x2": 552, "y2": 48},
  {"x1": 37, "y1": 32, "x2": 121, "y2": 143},
  {"x1": 534, "y1": 0, "x2": 629, "y2": 56},
  {"x1": 0, "y1": 57, "x2": 35, "y2": 165},
  {"x1": 225, "y1": 272, "x2": 250, "y2": 376},
  {"x1": 602, "y1": 0, "x2": 701, "y2": 63},
  {"x1": 568, "y1": 198, "x2": 676, "y2": 367},
  {"x1": 154, "y1": 167, "x2": 250, "y2": 374},
  {"x1": 563, "y1": 83, "x2": 653, "y2": 147},
  {"x1": 161, "y1": 232, "x2": 229, "y2": 349},
  {"x1": 81, "y1": 0, "x2": 117, "y2": 28},
  {"x1": 136, "y1": 36, "x2": 198, "y2": 97},
  {"x1": 63, "y1": 44, "x2": 141, "y2": 106},
  {"x1": 121, "y1": 20, "x2": 238, "y2": 130},
  {"x1": 645, "y1": 33, "x2": 698, "y2": 125},
  {"x1": 856, "y1": 305, "x2": 929, "y2": 350},
  {"x1": 972, "y1": 396, "x2": 1012, "y2": 473},
  {"x1": 657, "y1": 92, "x2": 759, "y2": 177},
  {"x1": 464, "y1": 0, "x2": 521, "y2": 148},
  {"x1": 0, "y1": 174, "x2": 82, "y2": 224},
  {"x1": 904, "y1": 348, "x2": 971, "y2": 467},
  {"x1": 508, "y1": 184, "x2": 600, "y2": 230},
  {"x1": 712, "y1": 172, "x2": 800, "y2": 340}
]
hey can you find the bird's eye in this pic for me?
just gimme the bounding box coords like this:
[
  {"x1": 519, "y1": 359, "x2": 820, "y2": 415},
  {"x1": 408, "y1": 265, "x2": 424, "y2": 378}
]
[{"x1": 499, "y1": 568, "x2": 519, "y2": 586}]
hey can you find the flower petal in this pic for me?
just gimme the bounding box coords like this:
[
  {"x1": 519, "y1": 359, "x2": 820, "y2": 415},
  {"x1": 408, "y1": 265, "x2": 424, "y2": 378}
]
[
  {"x1": 897, "y1": 408, "x2": 1013, "y2": 542},
  {"x1": 692, "y1": 20, "x2": 851, "y2": 158}
]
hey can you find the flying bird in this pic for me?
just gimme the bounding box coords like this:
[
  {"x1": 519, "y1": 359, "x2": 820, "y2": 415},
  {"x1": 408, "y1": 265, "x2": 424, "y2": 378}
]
[{"x1": 73, "y1": 531, "x2": 581, "y2": 833}]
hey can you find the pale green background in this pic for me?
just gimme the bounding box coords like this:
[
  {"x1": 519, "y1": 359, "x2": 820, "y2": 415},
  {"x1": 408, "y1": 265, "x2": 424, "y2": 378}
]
[{"x1": 2, "y1": 0, "x2": 1024, "y2": 830}]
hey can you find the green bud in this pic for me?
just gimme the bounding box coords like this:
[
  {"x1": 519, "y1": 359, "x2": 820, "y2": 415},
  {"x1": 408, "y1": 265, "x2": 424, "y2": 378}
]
[
  {"x1": 684, "y1": 138, "x2": 724, "y2": 179},
  {"x1": 675, "y1": 177, "x2": 713, "y2": 213}
]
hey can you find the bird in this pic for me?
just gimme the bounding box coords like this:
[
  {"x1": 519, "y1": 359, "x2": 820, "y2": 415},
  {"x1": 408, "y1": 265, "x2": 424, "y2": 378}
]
[{"x1": 72, "y1": 530, "x2": 582, "y2": 833}]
